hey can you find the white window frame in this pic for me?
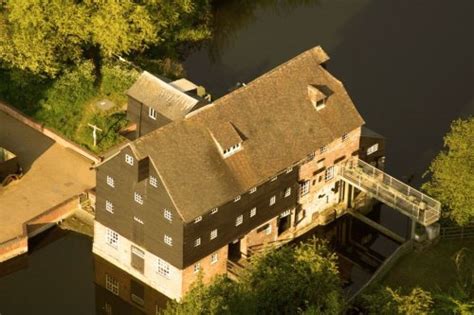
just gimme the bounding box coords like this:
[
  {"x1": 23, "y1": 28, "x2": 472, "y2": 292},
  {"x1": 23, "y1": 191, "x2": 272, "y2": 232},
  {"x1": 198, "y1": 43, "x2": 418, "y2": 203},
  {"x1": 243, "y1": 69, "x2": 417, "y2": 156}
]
[
  {"x1": 300, "y1": 181, "x2": 310, "y2": 196},
  {"x1": 210, "y1": 229, "x2": 218, "y2": 240},
  {"x1": 234, "y1": 195, "x2": 241, "y2": 202},
  {"x1": 269, "y1": 195, "x2": 276, "y2": 206},
  {"x1": 125, "y1": 154, "x2": 134, "y2": 166},
  {"x1": 148, "y1": 107, "x2": 157, "y2": 120},
  {"x1": 106, "y1": 176, "x2": 115, "y2": 188},
  {"x1": 286, "y1": 167, "x2": 293, "y2": 173},
  {"x1": 164, "y1": 235, "x2": 173, "y2": 246},
  {"x1": 249, "y1": 187, "x2": 257, "y2": 194},
  {"x1": 194, "y1": 238, "x2": 201, "y2": 247},
  {"x1": 105, "y1": 228, "x2": 119, "y2": 249},
  {"x1": 105, "y1": 274, "x2": 119, "y2": 295},
  {"x1": 105, "y1": 200, "x2": 114, "y2": 213},
  {"x1": 270, "y1": 176, "x2": 277, "y2": 182},
  {"x1": 342, "y1": 133, "x2": 349, "y2": 142},
  {"x1": 284, "y1": 187, "x2": 291, "y2": 198},
  {"x1": 164, "y1": 209, "x2": 172, "y2": 222},
  {"x1": 134, "y1": 192, "x2": 143, "y2": 205},
  {"x1": 211, "y1": 253, "x2": 218, "y2": 264},
  {"x1": 194, "y1": 216, "x2": 202, "y2": 223},
  {"x1": 223, "y1": 143, "x2": 242, "y2": 158},
  {"x1": 194, "y1": 263, "x2": 201, "y2": 273},
  {"x1": 367, "y1": 143, "x2": 379, "y2": 156},
  {"x1": 149, "y1": 176, "x2": 158, "y2": 188},
  {"x1": 156, "y1": 258, "x2": 170, "y2": 279},
  {"x1": 235, "y1": 215, "x2": 243, "y2": 226},
  {"x1": 211, "y1": 208, "x2": 218, "y2": 215},
  {"x1": 265, "y1": 224, "x2": 272, "y2": 235},
  {"x1": 250, "y1": 207, "x2": 257, "y2": 217},
  {"x1": 325, "y1": 166, "x2": 334, "y2": 181},
  {"x1": 133, "y1": 216, "x2": 144, "y2": 224}
]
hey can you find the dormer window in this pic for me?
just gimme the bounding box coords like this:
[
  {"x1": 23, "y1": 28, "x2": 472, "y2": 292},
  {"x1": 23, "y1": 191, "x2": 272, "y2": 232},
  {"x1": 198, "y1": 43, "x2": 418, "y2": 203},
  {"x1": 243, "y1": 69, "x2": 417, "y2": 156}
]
[
  {"x1": 208, "y1": 121, "x2": 245, "y2": 159},
  {"x1": 222, "y1": 142, "x2": 242, "y2": 158},
  {"x1": 308, "y1": 84, "x2": 332, "y2": 111}
]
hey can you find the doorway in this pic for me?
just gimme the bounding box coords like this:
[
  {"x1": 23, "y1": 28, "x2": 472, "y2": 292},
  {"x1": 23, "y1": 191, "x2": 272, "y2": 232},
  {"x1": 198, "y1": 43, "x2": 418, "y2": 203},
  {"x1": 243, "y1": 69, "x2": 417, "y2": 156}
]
[{"x1": 228, "y1": 239, "x2": 241, "y2": 261}]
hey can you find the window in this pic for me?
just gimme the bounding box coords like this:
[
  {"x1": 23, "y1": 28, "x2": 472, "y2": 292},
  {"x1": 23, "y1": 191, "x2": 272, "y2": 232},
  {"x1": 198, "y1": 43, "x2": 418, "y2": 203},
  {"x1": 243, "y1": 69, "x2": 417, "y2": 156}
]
[
  {"x1": 250, "y1": 207, "x2": 257, "y2": 217},
  {"x1": 342, "y1": 133, "x2": 349, "y2": 142},
  {"x1": 149, "y1": 176, "x2": 158, "y2": 188},
  {"x1": 194, "y1": 238, "x2": 201, "y2": 247},
  {"x1": 269, "y1": 195, "x2": 276, "y2": 206},
  {"x1": 106, "y1": 228, "x2": 119, "y2": 249},
  {"x1": 211, "y1": 208, "x2": 218, "y2": 215},
  {"x1": 367, "y1": 143, "x2": 379, "y2": 155},
  {"x1": 106, "y1": 176, "x2": 115, "y2": 188},
  {"x1": 194, "y1": 263, "x2": 201, "y2": 273},
  {"x1": 149, "y1": 107, "x2": 157, "y2": 120},
  {"x1": 210, "y1": 229, "x2": 218, "y2": 240},
  {"x1": 105, "y1": 303, "x2": 112, "y2": 315},
  {"x1": 307, "y1": 152, "x2": 315, "y2": 161},
  {"x1": 164, "y1": 209, "x2": 172, "y2": 222},
  {"x1": 320, "y1": 145, "x2": 328, "y2": 154},
  {"x1": 164, "y1": 235, "x2": 173, "y2": 246},
  {"x1": 284, "y1": 187, "x2": 292, "y2": 198},
  {"x1": 125, "y1": 154, "x2": 134, "y2": 166},
  {"x1": 105, "y1": 274, "x2": 119, "y2": 295},
  {"x1": 234, "y1": 195, "x2": 241, "y2": 202},
  {"x1": 133, "y1": 216, "x2": 144, "y2": 224},
  {"x1": 235, "y1": 215, "x2": 243, "y2": 226},
  {"x1": 300, "y1": 181, "x2": 310, "y2": 196},
  {"x1": 134, "y1": 192, "x2": 143, "y2": 205},
  {"x1": 286, "y1": 167, "x2": 293, "y2": 173},
  {"x1": 157, "y1": 258, "x2": 170, "y2": 278},
  {"x1": 325, "y1": 166, "x2": 334, "y2": 181},
  {"x1": 316, "y1": 99, "x2": 325, "y2": 109},
  {"x1": 105, "y1": 200, "x2": 114, "y2": 213},
  {"x1": 249, "y1": 187, "x2": 257, "y2": 194},
  {"x1": 131, "y1": 246, "x2": 145, "y2": 274},
  {"x1": 270, "y1": 176, "x2": 278, "y2": 182},
  {"x1": 194, "y1": 216, "x2": 202, "y2": 223},
  {"x1": 265, "y1": 224, "x2": 272, "y2": 235},
  {"x1": 211, "y1": 253, "x2": 218, "y2": 264},
  {"x1": 223, "y1": 143, "x2": 242, "y2": 158}
]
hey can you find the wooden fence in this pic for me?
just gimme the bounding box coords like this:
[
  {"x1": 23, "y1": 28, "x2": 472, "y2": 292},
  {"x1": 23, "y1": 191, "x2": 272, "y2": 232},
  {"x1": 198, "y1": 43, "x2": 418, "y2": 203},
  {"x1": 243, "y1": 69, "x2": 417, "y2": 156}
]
[{"x1": 440, "y1": 224, "x2": 474, "y2": 240}]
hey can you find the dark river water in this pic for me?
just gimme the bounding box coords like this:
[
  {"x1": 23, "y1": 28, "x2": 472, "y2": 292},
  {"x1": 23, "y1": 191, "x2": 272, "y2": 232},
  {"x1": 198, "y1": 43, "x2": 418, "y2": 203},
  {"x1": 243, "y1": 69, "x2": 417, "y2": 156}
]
[{"x1": 0, "y1": 1, "x2": 472, "y2": 314}]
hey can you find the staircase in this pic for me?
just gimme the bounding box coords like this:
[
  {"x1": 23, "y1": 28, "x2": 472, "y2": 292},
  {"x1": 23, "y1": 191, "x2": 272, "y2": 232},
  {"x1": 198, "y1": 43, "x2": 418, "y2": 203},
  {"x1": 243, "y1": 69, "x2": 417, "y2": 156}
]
[{"x1": 339, "y1": 158, "x2": 441, "y2": 226}]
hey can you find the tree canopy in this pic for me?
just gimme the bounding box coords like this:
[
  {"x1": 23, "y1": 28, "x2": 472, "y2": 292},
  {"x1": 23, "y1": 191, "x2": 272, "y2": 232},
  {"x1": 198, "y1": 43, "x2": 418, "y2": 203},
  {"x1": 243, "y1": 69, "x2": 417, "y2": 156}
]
[
  {"x1": 161, "y1": 238, "x2": 344, "y2": 315},
  {"x1": 422, "y1": 117, "x2": 474, "y2": 226},
  {"x1": 0, "y1": 0, "x2": 211, "y2": 77}
]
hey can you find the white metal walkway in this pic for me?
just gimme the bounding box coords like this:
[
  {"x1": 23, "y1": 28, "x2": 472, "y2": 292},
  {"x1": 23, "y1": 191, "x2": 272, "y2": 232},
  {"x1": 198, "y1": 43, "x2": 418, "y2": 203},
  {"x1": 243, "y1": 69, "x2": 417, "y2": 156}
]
[{"x1": 338, "y1": 158, "x2": 441, "y2": 226}]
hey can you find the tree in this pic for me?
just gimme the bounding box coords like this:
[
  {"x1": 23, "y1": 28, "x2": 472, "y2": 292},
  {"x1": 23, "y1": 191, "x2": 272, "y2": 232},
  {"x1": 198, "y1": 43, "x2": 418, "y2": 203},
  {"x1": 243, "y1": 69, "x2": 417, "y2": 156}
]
[
  {"x1": 422, "y1": 117, "x2": 474, "y2": 226},
  {"x1": 0, "y1": 0, "x2": 211, "y2": 77},
  {"x1": 161, "y1": 238, "x2": 344, "y2": 314},
  {"x1": 360, "y1": 287, "x2": 433, "y2": 315}
]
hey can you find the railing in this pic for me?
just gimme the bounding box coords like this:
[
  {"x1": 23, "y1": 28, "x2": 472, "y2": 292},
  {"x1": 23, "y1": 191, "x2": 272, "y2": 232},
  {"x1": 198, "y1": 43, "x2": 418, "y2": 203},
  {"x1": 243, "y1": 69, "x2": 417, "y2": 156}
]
[
  {"x1": 339, "y1": 158, "x2": 441, "y2": 226},
  {"x1": 440, "y1": 224, "x2": 474, "y2": 240}
]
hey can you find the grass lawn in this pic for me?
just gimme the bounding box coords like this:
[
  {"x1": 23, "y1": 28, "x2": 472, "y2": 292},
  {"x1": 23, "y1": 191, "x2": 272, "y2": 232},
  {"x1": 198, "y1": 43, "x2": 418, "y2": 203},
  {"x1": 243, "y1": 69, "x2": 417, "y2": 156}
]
[{"x1": 381, "y1": 239, "x2": 474, "y2": 292}]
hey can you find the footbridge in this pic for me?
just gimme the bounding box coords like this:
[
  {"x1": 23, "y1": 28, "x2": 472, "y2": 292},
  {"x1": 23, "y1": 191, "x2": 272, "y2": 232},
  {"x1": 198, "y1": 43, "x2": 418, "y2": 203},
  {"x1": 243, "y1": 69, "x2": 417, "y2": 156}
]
[{"x1": 338, "y1": 158, "x2": 441, "y2": 226}]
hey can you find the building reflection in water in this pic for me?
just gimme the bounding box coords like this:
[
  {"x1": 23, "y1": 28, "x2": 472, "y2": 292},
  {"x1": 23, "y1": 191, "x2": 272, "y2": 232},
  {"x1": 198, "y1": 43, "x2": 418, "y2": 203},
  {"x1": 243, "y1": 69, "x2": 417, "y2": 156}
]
[{"x1": 94, "y1": 254, "x2": 170, "y2": 315}]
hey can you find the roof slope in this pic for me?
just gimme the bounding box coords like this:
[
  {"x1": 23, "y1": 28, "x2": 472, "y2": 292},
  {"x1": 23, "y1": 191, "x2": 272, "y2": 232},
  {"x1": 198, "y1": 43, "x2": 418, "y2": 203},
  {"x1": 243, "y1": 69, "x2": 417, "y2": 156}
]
[{"x1": 131, "y1": 46, "x2": 364, "y2": 222}]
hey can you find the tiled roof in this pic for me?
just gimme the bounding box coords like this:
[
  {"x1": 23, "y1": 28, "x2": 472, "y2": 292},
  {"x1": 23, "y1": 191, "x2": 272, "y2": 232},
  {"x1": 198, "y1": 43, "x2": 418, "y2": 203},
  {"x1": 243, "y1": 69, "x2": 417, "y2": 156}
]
[{"x1": 130, "y1": 46, "x2": 364, "y2": 222}]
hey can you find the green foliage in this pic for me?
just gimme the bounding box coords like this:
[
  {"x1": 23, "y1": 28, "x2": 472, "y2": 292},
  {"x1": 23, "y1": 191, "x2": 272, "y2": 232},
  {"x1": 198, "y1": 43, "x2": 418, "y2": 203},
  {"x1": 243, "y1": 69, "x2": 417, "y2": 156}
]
[
  {"x1": 162, "y1": 238, "x2": 343, "y2": 315},
  {"x1": 422, "y1": 117, "x2": 474, "y2": 226}
]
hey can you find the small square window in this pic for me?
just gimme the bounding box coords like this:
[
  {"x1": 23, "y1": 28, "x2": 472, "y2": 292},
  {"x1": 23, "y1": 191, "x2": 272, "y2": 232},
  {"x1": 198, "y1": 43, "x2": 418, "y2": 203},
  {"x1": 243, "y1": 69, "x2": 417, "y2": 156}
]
[
  {"x1": 194, "y1": 263, "x2": 201, "y2": 273},
  {"x1": 249, "y1": 187, "x2": 257, "y2": 194},
  {"x1": 157, "y1": 258, "x2": 170, "y2": 278},
  {"x1": 105, "y1": 200, "x2": 114, "y2": 213},
  {"x1": 284, "y1": 187, "x2": 291, "y2": 198},
  {"x1": 286, "y1": 167, "x2": 293, "y2": 173},
  {"x1": 194, "y1": 216, "x2": 202, "y2": 223},
  {"x1": 106, "y1": 176, "x2": 115, "y2": 188},
  {"x1": 211, "y1": 253, "x2": 218, "y2": 264},
  {"x1": 325, "y1": 166, "x2": 334, "y2": 181},
  {"x1": 134, "y1": 192, "x2": 143, "y2": 205},
  {"x1": 367, "y1": 143, "x2": 379, "y2": 155},
  {"x1": 149, "y1": 107, "x2": 157, "y2": 120},
  {"x1": 125, "y1": 154, "x2": 134, "y2": 166},
  {"x1": 320, "y1": 146, "x2": 328, "y2": 154},
  {"x1": 149, "y1": 176, "x2": 158, "y2": 188},
  {"x1": 234, "y1": 195, "x2": 241, "y2": 202},
  {"x1": 307, "y1": 152, "x2": 315, "y2": 161},
  {"x1": 300, "y1": 181, "x2": 310, "y2": 196},
  {"x1": 211, "y1": 208, "x2": 218, "y2": 215},
  {"x1": 105, "y1": 274, "x2": 119, "y2": 295},
  {"x1": 342, "y1": 133, "x2": 349, "y2": 142},
  {"x1": 106, "y1": 228, "x2": 119, "y2": 249},
  {"x1": 210, "y1": 229, "x2": 218, "y2": 240},
  {"x1": 194, "y1": 238, "x2": 201, "y2": 247},
  {"x1": 235, "y1": 215, "x2": 243, "y2": 226},
  {"x1": 164, "y1": 235, "x2": 173, "y2": 246},
  {"x1": 269, "y1": 195, "x2": 276, "y2": 206},
  {"x1": 250, "y1": 207, "x2": 257, "y2": 217},
  {"x1": 164, "y1": 209, "x2": 172, "y2": 222}
]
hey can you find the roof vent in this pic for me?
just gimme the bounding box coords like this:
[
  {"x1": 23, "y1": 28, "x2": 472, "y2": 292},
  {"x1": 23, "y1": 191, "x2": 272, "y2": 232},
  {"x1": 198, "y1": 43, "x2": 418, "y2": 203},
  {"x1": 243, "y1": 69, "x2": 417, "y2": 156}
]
[{"x1": 308, "y1": 84, "x2": 333, "y2": 111}]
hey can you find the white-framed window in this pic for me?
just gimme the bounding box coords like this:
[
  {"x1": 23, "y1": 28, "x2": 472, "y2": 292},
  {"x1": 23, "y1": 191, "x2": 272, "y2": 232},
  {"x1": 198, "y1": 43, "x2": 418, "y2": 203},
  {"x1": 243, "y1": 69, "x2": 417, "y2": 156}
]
[
  {"x1": 194, "y1": 216, "x2": 202, "y2": 223},
  {"x1": 284, "y1": 187, "x2": 292, "y2": 198},
  {"x1": 149, "y1": 176, "x2": 158, "y2": 188},
  {"x1": 265, "y1": 224, "x2": 272, "y2": 235},
  {"x1": 235, "y1": 215, "x2": 243, "y2": 226},
  {"x1": 134, "y1": 192, "x2": 143, "y2": 205},
  {"x1": 234, "y1": 195, "x2": 241, "y2": 202},
  {"x1": 125, "y1": 154, "x2": 134, "y2": 166},
  {"x1": 148, "y1": 107, "x2": 157, "y2": 120},
  {"x1": 249, "y1": 187, "x2": 257, "y2": 194},
  {"x1": 250, "y1": 207, "x2": 257, "y2": 217},
  {"x1": 210, "y1": 229, "x2": 218, "y2": 240},
  {"x1": 367, "y1": 143, "x2": 379, "y2": 155},
  {"x1": 269, "y1": 195, "x2": 276, "y2": 206},
  {"x1": 342, "y1": 133, "x2": 349, "y2": 142},
  {"x1": 280, "y1": 209, "x2": 291, "y2": 218},
  {"x1": 156, "y1": 258, "x2": 170, "y2": 278},
  {"x1": 164, "y1": 209, "x2": 172, "y2": 222},
  {"x1": 286, "y1": 167, "x2": 293, "y2": 173},
  {"x1": 105, "y1": 228, "x2": 119, "y2": 249},
  {"x1": 105, "y1": 200, "x2": 114, "y2": 213},
  {"x1": 105, "y1": 274, "x2": 119, "y2": 295},
  {"x1": 211, "y1": 208, "x2": 218, "y2": 215},
  {"x1": 325, "y1": 166, "x2": 334, "y2": 181},
  {"x1": 271, "y1": 176, "x2": 278, "y2": 182},
  {"x1": 211, "y1": 253, "x2": 218, "y2": 264},
  {"x1": 320, "y1": 145, "x2": 328, "y2": 154},
  {"x1": 164, "y1": 235, "x2": 173, "y2": 246},
  {"x1": 222, "y1": 143, "x2": 242, "y2": 158},
  {"x1": 133, "y1": 216, "x2": 144, "y2": 224},
  {"x1": 300, "y1": 181, "x2": 310, "y2": 196},
  {"x1": 194, "y1": 238, "x2": 201, "y2": 247},
  {"x1": 106, "y1": 176, "x2": 115, "y2": 188},
  {"x1": 307, "y1": 152, "x2": 315, "y2": 161},
  {"x1": 194, "y1": 263, "x2": 201, "y2": 273}
]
